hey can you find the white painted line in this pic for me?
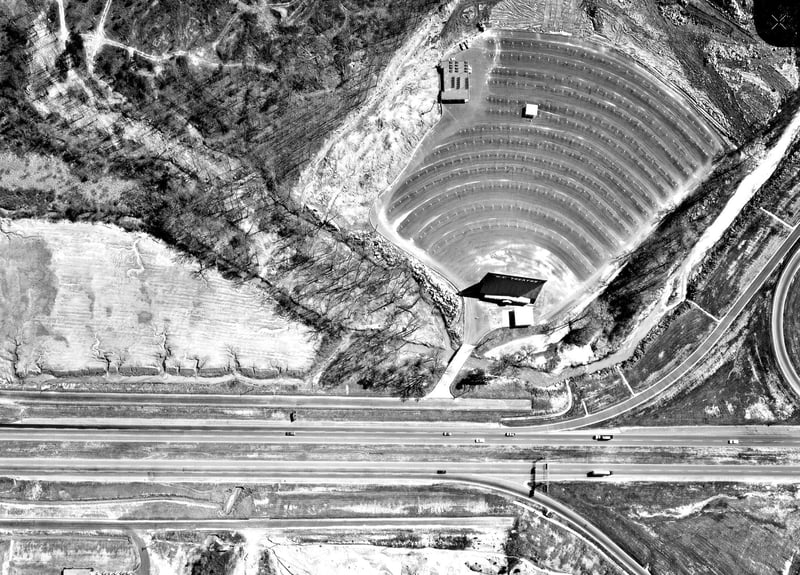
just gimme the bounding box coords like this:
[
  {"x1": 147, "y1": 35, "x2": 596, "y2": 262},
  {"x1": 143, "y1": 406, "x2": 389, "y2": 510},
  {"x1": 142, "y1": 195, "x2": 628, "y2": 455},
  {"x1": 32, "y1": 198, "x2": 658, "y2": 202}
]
[
  {"x1": 616, "y1": 366, "x2": 635, "y2": 397},
  {"x1": 688, "y1": 299, "x2": 721, "y2": 323},
  {"x1": 760, "y1": 206, "x2": 795, "y2": 231}
]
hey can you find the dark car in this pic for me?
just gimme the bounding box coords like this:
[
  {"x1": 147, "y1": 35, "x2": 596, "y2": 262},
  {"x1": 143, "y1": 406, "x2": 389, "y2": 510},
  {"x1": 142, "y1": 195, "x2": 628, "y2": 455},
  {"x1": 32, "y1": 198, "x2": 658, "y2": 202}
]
[
  {"x1": 592, "y1": 434, "x2": 614, "y2": 441},
  {"x1": 587, "y1": 470, "x2": 613, "y2": 477}
]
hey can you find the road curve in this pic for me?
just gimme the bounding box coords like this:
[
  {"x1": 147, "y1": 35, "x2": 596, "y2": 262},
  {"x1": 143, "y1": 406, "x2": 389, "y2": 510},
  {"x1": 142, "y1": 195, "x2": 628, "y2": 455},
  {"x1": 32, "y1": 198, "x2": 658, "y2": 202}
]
[
  {"x1": 0, "y1": 461, "x2": 647, "y2": 575},
  {"x1": 453, "y1": 476, "x2": 649, "y2": 575},
  {"x1": 771, "y1": 238, "x2": 800, "y2": 400},
  {"x1": 509, "y1": 222, "x2": 800, "y2": 430}
]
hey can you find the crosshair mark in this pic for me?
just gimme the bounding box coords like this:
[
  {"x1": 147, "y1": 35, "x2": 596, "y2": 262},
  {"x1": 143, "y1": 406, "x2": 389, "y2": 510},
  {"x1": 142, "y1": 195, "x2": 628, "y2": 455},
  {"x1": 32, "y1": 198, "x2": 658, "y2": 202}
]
[{"x1": 771, "y1": 13, "x2": 788, "y2": 30}]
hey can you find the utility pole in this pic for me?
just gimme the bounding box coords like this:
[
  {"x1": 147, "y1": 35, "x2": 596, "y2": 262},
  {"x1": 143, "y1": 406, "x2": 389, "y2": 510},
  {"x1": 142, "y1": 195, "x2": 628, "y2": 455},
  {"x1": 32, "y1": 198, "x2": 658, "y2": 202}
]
[
  {"x1": 543, "y1": 460, "x2": 549, "y2": 495},
  {"x1": 531, "y1": 458, "x2": 549, "y2": 496}
]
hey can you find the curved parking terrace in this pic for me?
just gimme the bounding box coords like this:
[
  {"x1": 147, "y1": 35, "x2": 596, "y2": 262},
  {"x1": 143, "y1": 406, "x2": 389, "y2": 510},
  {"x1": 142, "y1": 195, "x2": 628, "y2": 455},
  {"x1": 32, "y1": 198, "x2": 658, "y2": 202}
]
[{"x1": 374, "y1": 30, "x2": 725, "y2": 311}]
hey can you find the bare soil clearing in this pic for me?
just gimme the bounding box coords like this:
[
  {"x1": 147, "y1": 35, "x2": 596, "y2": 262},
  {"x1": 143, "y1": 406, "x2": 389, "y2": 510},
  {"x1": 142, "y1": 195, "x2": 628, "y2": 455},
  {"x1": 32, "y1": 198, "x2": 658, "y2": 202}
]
[
  {"x1": 0, "y1": 531, "x2": 137, "y2": 575},
  {"x1": 0, "y1": 220, "x2": 318, "y2": 383}
]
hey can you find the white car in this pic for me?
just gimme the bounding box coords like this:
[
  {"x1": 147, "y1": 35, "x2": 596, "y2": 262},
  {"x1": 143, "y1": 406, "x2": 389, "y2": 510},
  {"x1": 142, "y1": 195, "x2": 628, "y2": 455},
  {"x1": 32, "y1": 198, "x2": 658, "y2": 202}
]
[
  {"x1": 728, "y1": 439, "x2": 739, "y2": 444},
  {"x1": 474, "y1": 438, "x2": 485, "y2": 443}
]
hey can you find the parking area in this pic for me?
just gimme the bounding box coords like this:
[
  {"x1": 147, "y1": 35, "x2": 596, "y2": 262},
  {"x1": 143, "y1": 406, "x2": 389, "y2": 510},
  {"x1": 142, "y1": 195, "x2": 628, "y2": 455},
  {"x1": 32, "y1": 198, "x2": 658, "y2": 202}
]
[{"x1": 378, "y1": 30, "x2": 724, "y2": 299}]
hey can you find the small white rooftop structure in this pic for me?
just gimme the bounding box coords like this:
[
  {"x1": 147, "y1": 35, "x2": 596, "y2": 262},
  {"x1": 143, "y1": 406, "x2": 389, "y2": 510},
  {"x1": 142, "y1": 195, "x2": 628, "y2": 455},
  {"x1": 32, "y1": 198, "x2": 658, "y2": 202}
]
[
  {"x1": 502, "y1": 306, "x2": 535, "y2": 328},
  {"x1": 523, "y1": 103, "x2": 539, "y2": 118}
]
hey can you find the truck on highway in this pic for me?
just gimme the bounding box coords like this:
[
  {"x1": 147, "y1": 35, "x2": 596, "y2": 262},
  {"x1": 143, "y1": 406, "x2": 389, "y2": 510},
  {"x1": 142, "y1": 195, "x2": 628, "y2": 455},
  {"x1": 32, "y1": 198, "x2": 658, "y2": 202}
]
[
  {"x1": 587, "y1": 469, "x2": 613, "y2": 477},
  {"x1": 592, "y1": 434, "x2": 614, "y2": 441}
]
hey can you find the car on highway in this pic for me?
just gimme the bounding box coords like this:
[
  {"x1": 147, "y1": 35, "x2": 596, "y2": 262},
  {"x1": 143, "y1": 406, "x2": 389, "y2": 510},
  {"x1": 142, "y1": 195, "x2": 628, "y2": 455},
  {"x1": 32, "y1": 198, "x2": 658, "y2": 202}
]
[
  {"x1": 285, "y1": 431, "x2": 296, "y2": 436},
  {"x1": 504, "y1": 432, "x2": 516, "y2": 437},
  {"x1": 442, "y1": 432, "x2": 452, "y2": 436},
  {"x1": 436, "y1": 469, "x2": 447, "y2": 474},
  {"x1": 474, "y1": 438, "x2": 485, "y2": 443},
  {"x1": 592, "y1": 434, "x2": 614, "y2": 441},
  {"x1": 728, "y1": 439, "x2": 739, "y2": 444},
  {"x1": 587, "y1": 470, "x2": 613, "y2": 477}
]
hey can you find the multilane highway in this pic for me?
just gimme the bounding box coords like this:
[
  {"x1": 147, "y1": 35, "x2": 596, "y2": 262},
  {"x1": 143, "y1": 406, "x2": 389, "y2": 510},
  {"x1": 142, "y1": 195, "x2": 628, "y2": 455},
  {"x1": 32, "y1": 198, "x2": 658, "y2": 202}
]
[
  {"x1": 1, "y1": 424, "x2": 798, "y2": 448},
  {"x1": 0, "y1": 457, "x2": 798, "y2": 484}
]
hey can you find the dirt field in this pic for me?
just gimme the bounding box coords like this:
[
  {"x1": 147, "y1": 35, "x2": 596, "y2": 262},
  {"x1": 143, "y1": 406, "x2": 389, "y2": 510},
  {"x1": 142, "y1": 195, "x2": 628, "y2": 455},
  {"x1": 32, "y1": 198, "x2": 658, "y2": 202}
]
[
  {"x1": 551, "y1": 482, "x2": 800, "y2": 575},
  {"x1": 0, "y1": 219, "x2": 319, "y2": 383},
  {"x1": 0, "y1": 531, "x2": 138, "y2": 575}
]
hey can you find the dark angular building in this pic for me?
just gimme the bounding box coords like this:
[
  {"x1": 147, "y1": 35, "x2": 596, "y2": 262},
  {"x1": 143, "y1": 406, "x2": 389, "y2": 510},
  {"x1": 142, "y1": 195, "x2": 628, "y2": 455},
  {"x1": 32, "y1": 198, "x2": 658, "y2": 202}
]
[{"x1": 478, "y1": 272, "x2": 546, "y2": 305}]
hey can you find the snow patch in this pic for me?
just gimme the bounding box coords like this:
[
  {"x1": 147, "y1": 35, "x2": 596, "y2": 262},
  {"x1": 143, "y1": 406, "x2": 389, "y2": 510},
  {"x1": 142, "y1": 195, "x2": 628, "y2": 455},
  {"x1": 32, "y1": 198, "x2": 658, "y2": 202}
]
[
  {"x1": 232, "y1": 529, "x2": 265, "y2": 575},
  {"x1": 744, "y1": 397, "x2": 776, "y2": 422},
  {"x1": 555, "y1": 343, "x2": 595, "y2": 372},
  {"x1": 633, "y1": 495, "x2": 733, "y2": 519},
  {"x1": 485, "y1": 325, "x2": 569, "y2": 359}
]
